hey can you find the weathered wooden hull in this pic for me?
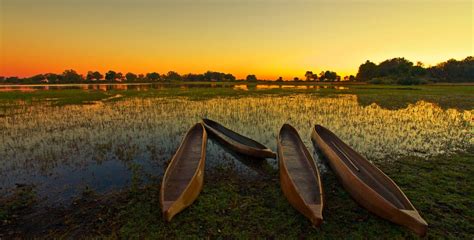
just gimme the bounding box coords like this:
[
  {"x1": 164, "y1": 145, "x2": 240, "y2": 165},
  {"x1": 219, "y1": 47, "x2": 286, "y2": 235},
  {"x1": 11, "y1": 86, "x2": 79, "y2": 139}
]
[
  {"x1": 160, "y1": 123, "x2": 207, "y2": 221},
  {"x1": 278, "y1": 124, "x2": 324, "y2": 226},
  {"x1": 311, "y1": 125, "x2": 427, "y2": 236},
  {"x1": 202, "y1": 118, "x2": 276, "y2": 159}
]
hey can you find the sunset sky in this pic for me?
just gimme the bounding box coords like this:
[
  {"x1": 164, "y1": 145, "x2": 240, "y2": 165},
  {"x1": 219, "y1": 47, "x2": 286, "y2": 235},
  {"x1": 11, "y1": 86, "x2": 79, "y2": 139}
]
[{"x1": 1, "y1": 0, "x2": 472, "y2": 80}]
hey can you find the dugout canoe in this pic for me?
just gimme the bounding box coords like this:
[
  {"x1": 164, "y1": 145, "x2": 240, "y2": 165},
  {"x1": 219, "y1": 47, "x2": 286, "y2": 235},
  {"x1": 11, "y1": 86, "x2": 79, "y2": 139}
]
[
  {"x1": 311, "y1": 125, "x2": 428, "y2": 236},
  {"x1": 202, "y1": 118, "x2": 276, "y2": 159},
  {"x1": 278, "y1": 124, "x2": 324, "y2": 226},
  {"x1": 160, "y1": 123, "x2": 207, "y2": 221}
]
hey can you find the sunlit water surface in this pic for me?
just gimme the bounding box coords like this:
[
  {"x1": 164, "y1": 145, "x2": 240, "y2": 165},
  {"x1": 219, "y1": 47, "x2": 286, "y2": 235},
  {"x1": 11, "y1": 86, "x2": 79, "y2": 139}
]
[{"x1": 0, "y1": 94, "x2": 471, "y2": 204}]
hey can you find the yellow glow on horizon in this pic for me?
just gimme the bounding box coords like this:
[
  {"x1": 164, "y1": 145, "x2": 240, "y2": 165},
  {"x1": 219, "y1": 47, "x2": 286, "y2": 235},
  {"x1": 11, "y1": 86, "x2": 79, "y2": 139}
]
[{"x1": 0, "y1": 0, "x2": 472, "y2": 79}]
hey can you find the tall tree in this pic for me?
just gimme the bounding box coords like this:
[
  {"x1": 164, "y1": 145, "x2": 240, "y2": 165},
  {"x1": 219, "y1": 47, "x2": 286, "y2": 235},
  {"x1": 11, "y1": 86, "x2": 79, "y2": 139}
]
[
  {"x1": 146, "y1": 72, "x2": 160, "y2": 81},
  {"x1": 105, "y1": 70, "x2": 117, "y2": 82},
  {"x1": 165, "y1": 71, "x2": 181, "y2": 81},
  {"x1": 246, "y1": 74, "x2": 257, "y2": 82},
  {"x1": 45, "y1": 73, "x2": 61, "y2": 83},
  {"x1": 115, "y1": 72, "x2": 124, "y2": 81},
  {"x1": 356, "y1": 60, "x2": 378, "y2": 81},
  {"x1": 62, "y1": 69, "x2": 83, "y2": 83},
  {"x1": 86, "y1": 71, "x2": 103, "y2": 81},
  {"x1": 305, "y1": 71, "x2": 314, "y2": 81},
  {"x1": 125, "y1": 72, "x2": 138, "y2": 82},
  {"x1": 30, "y1": 74, "x2": 46, "y2": 83}
]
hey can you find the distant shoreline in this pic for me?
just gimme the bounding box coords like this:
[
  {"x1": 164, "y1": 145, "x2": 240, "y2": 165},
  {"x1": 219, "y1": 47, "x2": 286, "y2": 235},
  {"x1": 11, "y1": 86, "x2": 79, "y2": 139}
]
[
  {"x1": 0, "y1": 81, "x2": 363, "y2": 86},
  {"x1": 1, "y1": 81, "x2": 474, "y2": 87}
]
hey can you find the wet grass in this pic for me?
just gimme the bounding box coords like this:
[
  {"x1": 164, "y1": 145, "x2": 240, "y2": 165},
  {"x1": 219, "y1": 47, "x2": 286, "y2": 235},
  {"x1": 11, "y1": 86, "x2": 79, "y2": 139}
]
[
  {"x1": 2, "y1": 150, "x2": 472, "y2": 238},
  {"x1": 0, "y1": 84, "x2": 472, "y2": 110},
  {"x1": 0, "y1": 84, "x2": 472, "y2": 238}
]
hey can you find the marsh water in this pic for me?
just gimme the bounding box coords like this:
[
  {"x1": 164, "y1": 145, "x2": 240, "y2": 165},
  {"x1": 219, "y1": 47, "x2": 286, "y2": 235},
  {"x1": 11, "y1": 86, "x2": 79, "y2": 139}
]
[
  {"x1": 0, "y1": 83, "x2": 348, "y2": 92},
  {"x1": 0, "y1": 84, "x2": 471, "y2": 205}
]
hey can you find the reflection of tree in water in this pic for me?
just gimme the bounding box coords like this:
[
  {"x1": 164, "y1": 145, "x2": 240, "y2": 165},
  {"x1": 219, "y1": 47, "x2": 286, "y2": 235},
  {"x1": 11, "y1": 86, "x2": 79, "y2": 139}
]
[{"x1": 207, "y1": 136, "x2": 275, "y2": 178}]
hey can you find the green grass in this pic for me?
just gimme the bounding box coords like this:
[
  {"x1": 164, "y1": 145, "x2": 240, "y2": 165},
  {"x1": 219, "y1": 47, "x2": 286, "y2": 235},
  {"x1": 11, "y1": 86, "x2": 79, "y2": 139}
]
[
  {"x1": 4, "y1": 151, "x2": 472, "y2": 238},
  {"x1": 112, "y1": 150, "x2": 473, "y2": 239},
  {"x1": 1, "y1": 83, "x2": 472, "y2": 238}
]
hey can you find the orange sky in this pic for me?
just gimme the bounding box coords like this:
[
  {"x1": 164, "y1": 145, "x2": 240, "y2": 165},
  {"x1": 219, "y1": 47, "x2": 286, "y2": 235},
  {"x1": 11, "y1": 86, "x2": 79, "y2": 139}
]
[{"x1": 0, "y1": 0, "x2": 472, "y2": 80}]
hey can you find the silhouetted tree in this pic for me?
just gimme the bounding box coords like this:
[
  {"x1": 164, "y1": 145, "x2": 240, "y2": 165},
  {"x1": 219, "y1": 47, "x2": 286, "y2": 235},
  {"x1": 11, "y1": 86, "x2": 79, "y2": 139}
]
[
  {"x1": 165, "y1": 71, "x2": 181, "y2": 81},
  {"x1": 86, "y1": 71, "x2": 103, "y2": 81},
  {"x1": 377, "y1": 58, "x2": 413, "y2": 77},
  {"x1": 125, "y1": 72, "x2": 138, "y2": 82},
  {"x1": 276, "y1": 76, "x2": 283, "y2": 82},
  {"x1": 93, "y1": 71, "x2": 103, "y2": 81},
  {"x1": 105, "y1": 71, "x2": 117, "y2": 82},
  {"x1": 146, "y1": 72, "x2": 160, "y2": 81},
  {"x1": 5, "y1": 77, "x2": 20, "y2": 83},
  {"x1": 349, "y1": 75, "x2": 356, "y2": 81},
  {"x1": 319, "y1": 71, "x2": 325, "y2": 81},
  {"x1": 305, "y1": 71, "x2": 313, "y2": 81},
  {"x1": 319, "y1": 71, "x2": 338, "y2": 81},
  {"x1": 30, "y1": 74, "x2": 46, "y2": 83},
  {"x1": 115, "y1": 72, "x2": 124, "y2": 81},
  {"x1": 62, "y1": 69, "x2": 83, "y2": 83},
  {"x1": 45, "y1": 73, "x2": 61, "y2": 83},
  {"x1": 428, "y1": 56, "x2": 473, "y2": 82},
  {"x1": 246, "y1": 74, "x2": 257, "y2": 82},
  {"x1": 356, "y1": 60, "x2": 378, "y2": 81},
  {"x1": 183, "y1": 73, "x2": 202, "y2": 82},
  {"x1": 86, "y1": 71, "x2": 94, "y2": 81},
  {"x1": 224, "y1": 73, "x2": 236, "y2": 81}
]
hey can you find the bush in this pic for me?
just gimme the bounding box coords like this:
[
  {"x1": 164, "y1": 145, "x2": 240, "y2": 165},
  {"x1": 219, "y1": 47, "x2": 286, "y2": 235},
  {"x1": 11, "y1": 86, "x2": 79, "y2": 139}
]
[
  {"x1": 397, "y1": 77, "x2": 421, "y2": 85},
  {"x1": 368, "y1": 76, "x2": 427, "y2": 85},
  {"x1": 368, "y1": 77, "x2": 395, "y2": 84}
]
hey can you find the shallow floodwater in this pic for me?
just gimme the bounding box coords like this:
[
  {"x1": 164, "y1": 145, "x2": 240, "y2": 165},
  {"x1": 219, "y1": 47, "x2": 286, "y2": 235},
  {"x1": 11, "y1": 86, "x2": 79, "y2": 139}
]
[
  {"x1": 0, "y1": 93, "x2": 471, "y2": 205},
  {"x1": 0, "y1": 83, "x2": 349, "y2": 92}
]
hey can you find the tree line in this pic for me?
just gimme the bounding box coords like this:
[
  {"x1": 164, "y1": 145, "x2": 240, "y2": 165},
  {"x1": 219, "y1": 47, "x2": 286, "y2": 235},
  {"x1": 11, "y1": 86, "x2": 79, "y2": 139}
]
[
  {"x1": 0, "y1": 70, "x2": 241, "y2": 84},
  {"x1": 356, "y1": 56, "x2": 473, "y2": 84},
  {"x1": 1, "y1": 56, "x2": 471, "y2": 85}
]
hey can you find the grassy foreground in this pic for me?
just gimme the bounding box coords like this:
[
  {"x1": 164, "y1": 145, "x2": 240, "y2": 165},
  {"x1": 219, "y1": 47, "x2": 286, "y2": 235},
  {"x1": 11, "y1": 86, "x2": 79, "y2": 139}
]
[{"x1": 2, "y1": 150, "x2": 472, "y2": 239}]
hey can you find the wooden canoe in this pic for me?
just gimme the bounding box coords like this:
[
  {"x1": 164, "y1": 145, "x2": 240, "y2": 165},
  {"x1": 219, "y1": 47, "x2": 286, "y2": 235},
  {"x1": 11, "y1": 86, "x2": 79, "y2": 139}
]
[
  {"x1": 160, "y1": 123, "x2": 207, "y2": 221},
  {"x1": 278, "y1": 124, "x2": 324, "y2": 226},
  {"x1": 311, "y1": 125, "x2": 428, "y2": 236},
  {"x1": 202, "y1": 118, "x2": 276, "y2": 159}
]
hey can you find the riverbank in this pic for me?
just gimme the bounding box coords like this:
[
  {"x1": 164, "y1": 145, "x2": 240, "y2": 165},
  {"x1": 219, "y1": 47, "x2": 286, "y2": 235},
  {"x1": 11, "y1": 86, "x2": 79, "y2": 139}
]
[{"x1": 1, "y1": 150, "x2": 472, "y2": 238}]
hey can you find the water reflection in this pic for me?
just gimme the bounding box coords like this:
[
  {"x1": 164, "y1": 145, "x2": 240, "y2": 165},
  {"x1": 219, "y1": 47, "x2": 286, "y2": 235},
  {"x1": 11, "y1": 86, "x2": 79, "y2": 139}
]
[
  {"x1": 0, "y1": 94, "x2": 471, "y2": 204},
  {"x1": 233, "y1": 84, "x2": 249, "y2": 91},
  {"x1": 0, "y1": 83, "x2": 350, "y2": 92},
  {"x1": 207, "y1": 134, "x2": 274, "y2": 178}
]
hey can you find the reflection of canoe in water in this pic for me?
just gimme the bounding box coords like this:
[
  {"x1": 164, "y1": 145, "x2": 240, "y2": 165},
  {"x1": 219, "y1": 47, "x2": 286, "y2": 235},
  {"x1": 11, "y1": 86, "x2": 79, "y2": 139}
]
[
  {"x1": 209, "y1": 137, "x2": 273, "y2": 177},
  {"x1": 311, "y1": 125, "x2": 428, "y2": 236},
  {"x1": 278, "y1": 124, "x2": 324, "y2": 226},
  {"x1": 160, "y1": 123, "x2": 207, "y2": 221},
  {"x1": 202, "y1": 118, "x2": 276, "y2": 159}
]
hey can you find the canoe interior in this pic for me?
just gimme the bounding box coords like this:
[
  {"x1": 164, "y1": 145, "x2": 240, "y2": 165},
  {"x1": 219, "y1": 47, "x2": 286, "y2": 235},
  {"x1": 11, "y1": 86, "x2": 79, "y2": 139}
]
[
  {"x1": 202, "y1": 118, "x2": 267, "y2": 149},
  {"x1": 280, "y1": 125, "x2": 321, "y2": 205},
  {"x1": 162, "y1": 124, "x2": 204, "y2": 202},
  {"x1": 315, "y1": 125, "x2": 413, "y2": 210}
]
